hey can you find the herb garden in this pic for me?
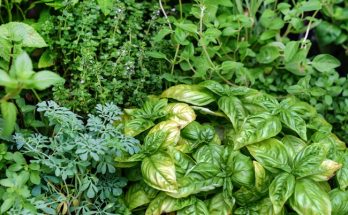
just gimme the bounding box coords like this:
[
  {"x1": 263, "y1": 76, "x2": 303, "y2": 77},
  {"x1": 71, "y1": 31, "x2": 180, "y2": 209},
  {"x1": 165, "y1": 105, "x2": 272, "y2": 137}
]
[{"x1": 0, "y1": 0, "x2": 348, "y2": 214}]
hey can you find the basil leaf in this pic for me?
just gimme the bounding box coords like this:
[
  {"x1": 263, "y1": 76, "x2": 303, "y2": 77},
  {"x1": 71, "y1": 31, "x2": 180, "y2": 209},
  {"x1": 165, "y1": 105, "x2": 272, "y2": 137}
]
[
  {"x1": 329, "y1": 188, "x2": 348, "y2": 215},
  {"x1": 310, "y1": 159, "x2": 342, "y2": 181},
  {"x1": 165, "y1": 103, "x2": 196, "y2": 127},
  {"x1": 145, "y1": 193, "x2": 196, "y2": 215},
  {"x1": 141, "y1": 152, "x2": 177, "y2": 193},
  {"x1": 193, "y1": 144, "x2": 223, "y2": 165},
  {"x1": 289, "y1": 179, "x2": 331, "y2": 215},
  {"x1": 279, "y1": 110, "x2": 307, "y2": 141},
  {"x1": 269, "y1": 172, "x2": 295, "y2": 214},
  {"x1": 232, "y1": 112, "x2": 282, "y2": 150},
  {"x1": 218, "y1": 96, "x2": 246, "y2": 128},
  {"x1": 281, "y1": 135, "x2": 307, "y2": 163},
  {"x1": 125, "y1": 182, "x2": 158, "y2": 210},
  {"x1": 161, "y1": 85, "x2": 216, "y2": 106},
  {"x1": 225, "y1": 149, "x2": 254, "y2": 187},
  {"x1": 208, "y1": 193, "x2": 233, "y2": 215},
  {"x1": 337, "y1": 150, "x2": 348, "y2": 190},
  {"x1": 312, "y1": 54, "x2": 340, "y2": 72},
  {"x1": 177, "y1": 199, "x2": 209, "y2": 215},
  {"x1": 124, "y1": 118, "x2": 154, "y2": 136},
  {"x1": 254, "y1": 161, "x2": 271, "y2": 193},
  {"x1": 247, "y1": 138, "x2": 291, "y2": 173},
  {"x1": 1, "y1": 101, "x2": 17, "y2": 136},
  {"x1": 147, "y1": 120, "x2": 181, "y2": 148}
]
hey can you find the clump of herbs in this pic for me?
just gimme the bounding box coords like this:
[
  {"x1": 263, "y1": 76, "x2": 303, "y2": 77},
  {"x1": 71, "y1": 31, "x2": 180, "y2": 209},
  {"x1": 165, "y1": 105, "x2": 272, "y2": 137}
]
[{"x1": 40, "y1": 0, "x2": 170, "y2": 112}]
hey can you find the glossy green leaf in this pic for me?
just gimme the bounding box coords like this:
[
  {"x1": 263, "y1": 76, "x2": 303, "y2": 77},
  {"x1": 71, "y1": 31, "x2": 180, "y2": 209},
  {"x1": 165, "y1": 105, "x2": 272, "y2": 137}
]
[
  {"x1": 193, "y1": 144, "x2": 223, "y2": 165},
  {"x1": 247, "y1": 138, "x2": 291, "y2": 173},
  {"x1": 281, "y1": 135, "x2": 307, "y2": 162},
  {"x1": 161, "y1": 85, "x2": 216, "y2": 106},
  {"x1": 254, "y1": 161, "x2": 270, "y2": 193},
  {"x1": 147, "y1": 120, "x2": 181, "y2": 148},
  {"x1": 232, "y1": 113, "x2": 282, "y2": 150},
  {"x1": 14, "y1": 51, "x2": 34, "y2": 80},
  {"x1": 337, "y1": 150, "x2": 348, "y2": 190},
  {"x1": 310, "y1": 159, "x2": 342, "y2": 181},
  {"x1": 125, "y1": 182, "x2": 158, "y2": 210},
  {"x1": 1, "y1": 101, "x2": 17, "y2": 136},
  {"x1": 177, "y1": 199, "x2": 209, "y2": 215},
  {"x1": 329, "y1": 188, "x2": 348, "y2": 215},
  {"x1": 269, "y1": 172, "x2": 295, "y2": 214},
  {"x1": 208, "y1": 193, "x2": 233, "y2": 215},
  {"x1": 292, "y1": 143, "x2": 327, "y2": 178},
  {"x1": 256, "y1": 45, "x2": 280, "y2": 64},
  {"x1": 312, "y1": 54, "x2": 341, "y2": 72},
  {"x1": 145, "y1": 193, "x2": 196, "y2": 215},
  {"x1": 142, "y1": 152, "x2": 177, "y2": 193},
  {"x1": 279, "y1": 110, "x2": 307, "y2": 140},
  {"x1": 289, "y1": 179, "x2": 331, "y2": 215},
  {"x1": 225, "y1": 149, "x2": 254, "y2": 187},
  {"x1": 0, "y1": 69, "x2": 17, "y2": 88},
  {"x1": 218, "y1": 96, "x2": 246, "y2": 128}
]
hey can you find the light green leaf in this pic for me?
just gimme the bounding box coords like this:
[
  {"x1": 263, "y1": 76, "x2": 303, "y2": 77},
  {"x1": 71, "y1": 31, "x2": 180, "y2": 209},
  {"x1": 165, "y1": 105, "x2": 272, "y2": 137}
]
[
  {"x1": 175, "y1": 23, "x2": 198, "y2": 33},
  {"x1": 1, "y1": 101, "x2": 17, "y2": 136},
  {"x1": 165, "y1": 103, "x2": 196, "y2": 127},
  {"x1": 299, "y1": 0, "x2": 322, "y2": 12},
  {"x1": 14, "y1": 51, "x2": 34, "y2": 80},
  {"x1": 312, "y1": 54, "x2": 341, "y2": 72},
  {"x1": 154, "y1": 28, "x2": 172, "y2": 42},
  {"x1": 218, "y1": 96, "x2": 246, "y2": 128},
  {"x1": 161, "y1": 85, "x2": 216, "y2": 106},
  {"x1": 254, "y1": 161, "x2": 270, "y2": 193},
  {"x1": 247, "y1": 138, "x2": 291, "y2": 173},
  {"x1": 147, "y1": 120, "x2": 181, "y2": 148},
  {"x1": 232, "y1": 113, "x2": 282, "y2": 150},
  {"x1": 125, "y1": 182, "x2": 158, "y2": 210},
  {"x1": 97, "y1": 0, "x2": 113, "y2": 15},
  {"x1": 146, "y1": 51, "x2": 167, "y2": 59},
  {"x1": 142, "y1": 152, "x2": 177, "y2": 193},
  {"x1": 38, "y1": 49, "x2": 55, "y2": 68},
  {"x1": 289, "y1": 179, "x2": 331, "y2": 215},
  {"x1": 31, "y1": 71, "x2": 64, "y2": 90},
  {"x1": 256, "y1": 45, "x2": 280, "y2": 64},
  {"x1": 177, "y1": 199, "x2": 209, "y2": 215},
  {"x1": 145, "y1": 193, "x2": 196, "y2": 215},
  {"x1": 208, "y1": 193, "x2": 233, "y2": 215},
  {"x1": 281, "y1": 135, "x2": 307, "y2": 162},
  {"x1": 284, "y1": 41, "x2": 299, "y2": 62},
  {"x1": 329, "y1": 188, "x2": 348, "y2": 215},
  {"x1": 310, "y1": 159, "x2": 342, "y2": 181},
  {"x1": 30, "y1": 171, "x2": 41, "y2": 185},
  {"x1": 0, "y1": 22, "x2": 47, "y2": 47},
  {"x1": 124, "y1": 118, "x2": 154, "y2": 136},
  {"x1": 0, "y1": 69, "x2": 18, "y2": 88},
  {"x1": 1, "y1": 197, "x2": 15, "y2": 213},
  {"x1": 269, "y1": 173, "x2": 295, "y2": 214}
]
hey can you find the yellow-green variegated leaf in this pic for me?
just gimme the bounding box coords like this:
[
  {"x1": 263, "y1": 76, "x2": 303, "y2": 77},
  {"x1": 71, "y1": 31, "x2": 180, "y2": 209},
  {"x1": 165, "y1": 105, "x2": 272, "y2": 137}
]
[
  {"x1": 145, "y1": 193, "x2": 196, "y2": 215},
  {"x1": 175, "y1": 137, "x2": 197, "y2": 153},
  {"x1": 310, "y1": 159, "x2": 342, "y2": 181},
  {"x1": 232, "y1": 112, "x2": 282, "y2": 150},
  {"x1": 115, "y1": 153, "x2": 145, "y2": 168},
  {"x1": 253, "y1": 161, "x2": 271, "y2": 193},
  {"x1": 124, "y1": 118, "x2": 154, "y2": 136},
  {"x1": 142, "y1": 152, "x2": 177, "y2": 193},
  {"x1": 161, "y1": 85, "x2": 216, "y2": 106},
  {"x1": 125, "y1": 182, "x2": 158, "y2": 210},
  {"x1": 191, "y1": 106, "x2": 226, "y2": 117},
  {"x1": 147, "y1": 120, "x2": 181, "y2": 148},
  {"x1": 289, "y1": 179, "x2": 331, "y2": 215},
  {"x1": 207, "y1": 193, "x2": 233, "y2": 215},
  {"x1": 165, "y1": 103, "x2": 196, "y2": 128}
]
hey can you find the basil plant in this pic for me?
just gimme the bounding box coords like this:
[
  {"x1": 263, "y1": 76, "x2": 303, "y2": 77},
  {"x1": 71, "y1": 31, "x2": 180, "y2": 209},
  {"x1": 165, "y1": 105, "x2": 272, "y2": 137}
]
[{"x1": 116, "y1": 80, "x2": 348, "y2": 215}]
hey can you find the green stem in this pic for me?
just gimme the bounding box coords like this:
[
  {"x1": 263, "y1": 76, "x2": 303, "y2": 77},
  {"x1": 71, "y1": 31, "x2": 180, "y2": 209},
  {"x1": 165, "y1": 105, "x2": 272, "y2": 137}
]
[
  {"x1": 179, "y1": 0, "x2": 183, "y2": 19},
  {"x1": 32, "y1": 89, "x2": 42, "y2": 102},
  {"x1": 4, "y1": 0, "x2": 12, "y2": 22},
  {"x1": 171, "y1": 44, "x2": 180, "y2": 75}
]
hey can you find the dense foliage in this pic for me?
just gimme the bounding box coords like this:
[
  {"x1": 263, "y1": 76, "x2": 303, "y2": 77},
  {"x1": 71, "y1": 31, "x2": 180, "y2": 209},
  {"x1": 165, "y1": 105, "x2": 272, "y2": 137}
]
[
  {"x1": 1, "y1": 0, "x2": 348, "y2": 214},
  {"x1": 118, "y1": 81, "x2": 348, "y2": 214}
]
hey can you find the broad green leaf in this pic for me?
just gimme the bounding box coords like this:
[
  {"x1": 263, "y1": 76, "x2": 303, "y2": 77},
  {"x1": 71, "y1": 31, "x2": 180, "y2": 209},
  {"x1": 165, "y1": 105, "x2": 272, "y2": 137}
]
[
  {"x1": 281, "y1": 135, "x2": 307, "y2": 162},
  {"x1": 234, "y1": 186, "x2": 262, "y2": 206},
  {"x1": 0, "y1": 22, "x2": 47, "y2": 47},
  {"x1": 199, "y1": 80, "x2": 226, "y2": 96},
  {"x1": 280, "y1": 97, "x2": 316, "y2": 119},
  {"x1": 175, "y1": 23, "x2": 198, "y2": 34},
  {"x1": 114, "y1": 153, "x2": 145, "y2": 167},
  {"x1": 241, "y1": 91, "x2": 279, "y2": 112},
  {"x1": 256, "y1": 45, "x2": 280, "y2": 64},
  {"x1": 154, "y1": 28, "x2": 172, "y2": 42},
  {"x1": 310, "y1": 159, "x2": 341, "y2": 181},
  {"x1": 329, "y1": 188, "x2": 348, "y2": 215},
  {"x1": 146, "y1": 51, "x2": 167, "y2": 59},
  {"x1": 0, "y1": 69, "x2": 18, "y2": 88},
  {"x1": 279, "y1": 110, "x2": 307, "y2": 140},
  {"x1": 124, "y1": 118, "x2": 154, "y2": 136},
  {"x1": 1, "y1": 101, "x2": 17, "y2": 136},
  {"x1": 161, "y1": 85, "x2": 216, "y2": 106},
  {"x1": 147, "y1": 120, "x2": 181, "y2": 148},
  {"x1": 259, "y1": 9, "x2": 284, "y2": 30},
  {"x1": 31, "y1": 71, "x2": 64, "y2": 90},
  {"x1": 165, "y1": 103, "x2": 196, "y2": 127},
  {"x1": 175, "y1": 137, "x2": 199, "y2": 153},
  {"x1": 129, "y1": 97, "x2": 167, "y2": 120},
  {"x1": 181, "y1": 121, "x2": 202, "y2": 141},
  {"x1": 247, "y1": 138, "x2": 291, "y2": 173},
  {"x1": 143, "y1": 131, "x2": 167, "y2": 154},
  {"x1": 218, "y1": 96, "x2": 246, "y2": 128},
  {"x1": 125, "y1": 182, "x2": 158, "y2": 210},
  {"x1": 284, "y1": 41, "x2": 299, "y2": 62},
  {"x1": 177, "y1": 199, "x2": 209, "y2": 215},
  {"x1": 208, "y1": 193, "x2": 233, "y2": 215},
  {"x1": 14, "y1": 51, "x2": 34, "y2": 80},
  {"x1": 285, "y1": 49, "x2": 308, "y2": 76},
  {"x1": 289, "y1": 179, "x2": 331, "y2": 215},
  {"x1": 191, "y1": 106, "x2": 225, "y2": 117},
  {"x1": 269, "y1": 173, "x2": 295, "y2": 214},
  {"x1": 292, "y1": 143, "x2": 327, "y2": 178},
  {"x1": 337, "y1": 150, "x2": 348, "y2": 190},
  {"x1": 97, "y1": 0, "x2": 113, "y2": 15},
  {"x1": 142, "y1": 152, "x2": 177, "y2": 193},
  {"x1": 193, "y1": 144, "x2": 223, "y2": 165},
  {"x1": 168, "y1": 147, "x2": 195, "y2": 177},
  {"x1": 232, "y1": 113, "x2": 282, "y2": 150},
  {"x1": 30, "y1": 171, "x2": 41, "y2": 185},
  {"x1": 145, "y1": 193, "x2": 196, "y2": 215},
  {"x1": 225, "y1": 149, "x2": 254, "y2": 187},
  {"x1": 312, "y1": 54, "x2": 341, "y2": 72}
]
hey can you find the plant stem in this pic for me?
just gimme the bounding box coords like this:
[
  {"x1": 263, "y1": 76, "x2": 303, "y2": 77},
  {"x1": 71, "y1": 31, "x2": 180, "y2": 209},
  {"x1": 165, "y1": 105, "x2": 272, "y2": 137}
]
[
  {"x1": 159, "y1": 0, "x2": 172, "y2": 30},
  {"x1": 171, "y1": 44, "x2": 180, "y2": 75}
]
